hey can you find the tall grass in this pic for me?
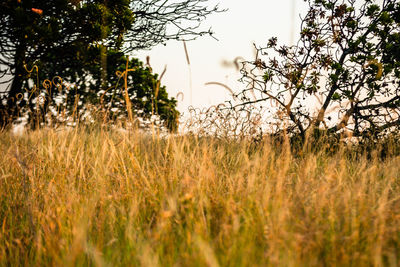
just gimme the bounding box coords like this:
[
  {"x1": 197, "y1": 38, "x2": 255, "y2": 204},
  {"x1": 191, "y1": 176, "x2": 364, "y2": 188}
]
[{"x1": 1, "y1": 127, "x2": 400, "y2": 266}]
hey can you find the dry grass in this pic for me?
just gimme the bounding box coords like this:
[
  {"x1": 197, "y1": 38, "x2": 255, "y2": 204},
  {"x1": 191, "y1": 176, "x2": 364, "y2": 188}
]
[{"x1": 1, "y1": 126, "x2": 400, "y2": 266}]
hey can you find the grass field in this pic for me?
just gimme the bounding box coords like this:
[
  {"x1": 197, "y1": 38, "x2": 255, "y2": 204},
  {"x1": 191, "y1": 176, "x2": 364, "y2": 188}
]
[{"x1": 1, "y1": 126, "x2": 400, "y2": 266}]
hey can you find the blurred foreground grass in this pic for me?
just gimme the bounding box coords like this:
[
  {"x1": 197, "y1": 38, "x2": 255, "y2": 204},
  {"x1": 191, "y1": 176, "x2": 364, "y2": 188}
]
[{"x1": 1, "y1": 127, "x2": 400, "y2": 266}]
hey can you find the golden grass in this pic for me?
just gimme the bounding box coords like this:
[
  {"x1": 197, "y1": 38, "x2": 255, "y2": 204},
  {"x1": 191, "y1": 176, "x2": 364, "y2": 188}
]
[{"x1": 1, "y1": 127, "x2": 400, "y2": 266}]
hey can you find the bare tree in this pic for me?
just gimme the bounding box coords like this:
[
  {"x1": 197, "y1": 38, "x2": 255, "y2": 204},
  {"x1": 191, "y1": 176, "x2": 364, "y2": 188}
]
[{"x1": 125, "y1": 0, "x2": 223, "y2": 51}]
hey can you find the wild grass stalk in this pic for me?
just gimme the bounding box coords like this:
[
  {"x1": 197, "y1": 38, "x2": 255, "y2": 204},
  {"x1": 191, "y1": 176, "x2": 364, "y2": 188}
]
[{"x1": 0, "y1": 127, "x2": 399, "y2": 266}]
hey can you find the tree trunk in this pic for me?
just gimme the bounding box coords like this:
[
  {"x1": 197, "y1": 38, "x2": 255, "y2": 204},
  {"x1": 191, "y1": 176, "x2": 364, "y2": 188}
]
[{"x1": 0, "y1": 41, "x2": 27, "y2": 130}]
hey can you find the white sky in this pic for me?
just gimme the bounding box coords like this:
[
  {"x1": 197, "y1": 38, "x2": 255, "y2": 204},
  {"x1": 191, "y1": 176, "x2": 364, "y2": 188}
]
[
  {"x1": 1, "y1": 1, "x2": 309, "y2": 115},
  {"x1": 133, "y1": 0, "x2": 308, "y2": 114}
]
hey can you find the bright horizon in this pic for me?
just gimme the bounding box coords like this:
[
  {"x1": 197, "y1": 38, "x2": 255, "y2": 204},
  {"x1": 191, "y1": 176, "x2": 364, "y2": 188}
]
[
  {"x1": 0, "y1": 1, "x2": 308, "y2": 115},
  {"x1": 134, "y1": 0, "x2": 308, "y2": 114}
]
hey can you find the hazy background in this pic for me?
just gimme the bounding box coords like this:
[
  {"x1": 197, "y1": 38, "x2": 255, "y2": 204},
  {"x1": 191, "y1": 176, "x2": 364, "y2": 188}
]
[
  {"x1": 0, "y1": 1, "x2": 308, "y2": 114},
  {"x1": 134, "y1": 0, "x2": 308, "y2": 114}
]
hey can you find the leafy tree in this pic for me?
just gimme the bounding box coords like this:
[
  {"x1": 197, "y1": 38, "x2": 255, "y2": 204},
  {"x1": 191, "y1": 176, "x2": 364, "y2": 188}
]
[
  {"x1": 19, "y1": 50, "x2": 179, "y2": 131},
  {"x1": 0, "y1": 0, "x2": 222, "y2": 129},
  {"x1": 238, "y1": 0, "x2": 400, "y2": 141},
  {"x1": 68, "y1": 50, "x2": 180, "y2": 131},
  {"x1": 0, "y1": 0, "x2": 131, "y2": 127}
]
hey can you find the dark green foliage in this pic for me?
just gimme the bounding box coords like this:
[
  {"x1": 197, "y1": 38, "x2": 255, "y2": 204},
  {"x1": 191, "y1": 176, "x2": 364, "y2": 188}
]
[
  {"x1": 0, "y1": 0, "x2": 222, "y2": 130},
  {"x1": 0, "y1": 0, "x2": 133, "y2": 128},
  {"x1": 76, "y1": 51, "x2": 179, "y2": 131}
]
